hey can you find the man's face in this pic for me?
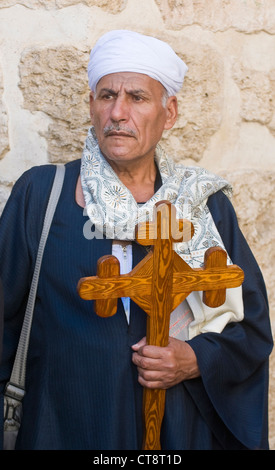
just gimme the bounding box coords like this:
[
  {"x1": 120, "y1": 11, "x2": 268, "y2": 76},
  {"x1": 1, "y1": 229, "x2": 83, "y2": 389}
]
[{"x1": 89, "y1": 72, "x2": 177, "y2": 166}]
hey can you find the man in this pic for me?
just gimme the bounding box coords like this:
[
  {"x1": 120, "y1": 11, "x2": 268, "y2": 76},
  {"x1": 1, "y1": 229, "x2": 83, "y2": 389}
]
[{"x1": 0, "y1": 30, "x2": 273, "y2": 450}]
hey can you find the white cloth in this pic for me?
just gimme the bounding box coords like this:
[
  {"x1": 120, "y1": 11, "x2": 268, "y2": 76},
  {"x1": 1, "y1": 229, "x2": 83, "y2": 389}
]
[
  {"x1": 87, "y1": 30, "x2": 188, "y2": 96},
  {"x1": 112, "y1": 242, "x2": 132, "y2": 323},
  {"x1": 81, "y1": 127, "x2": 244, "y2": 339}
]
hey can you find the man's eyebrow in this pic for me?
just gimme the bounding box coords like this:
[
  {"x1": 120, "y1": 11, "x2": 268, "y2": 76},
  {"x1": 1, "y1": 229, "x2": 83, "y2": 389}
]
[
  {"x1": 97, "y1": 87, "x2": 151, "y2": 98},
  {"x1": 126, "y1": 89, "x2": 150, "y2": 96},
  {"x1": 97, "y1": 88, "x2": 118, "y2": 96}
]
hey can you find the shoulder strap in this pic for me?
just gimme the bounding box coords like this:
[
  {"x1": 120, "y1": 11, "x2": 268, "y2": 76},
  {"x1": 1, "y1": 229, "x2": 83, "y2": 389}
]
[{"x1": 6, "y1": 164, "x2": 65, "y2": 397}]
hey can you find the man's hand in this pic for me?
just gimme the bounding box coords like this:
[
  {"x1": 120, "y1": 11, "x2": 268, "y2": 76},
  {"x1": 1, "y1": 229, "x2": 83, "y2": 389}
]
[{"x1": 131, "y1": 337, "x2": 200, "y2": 390}]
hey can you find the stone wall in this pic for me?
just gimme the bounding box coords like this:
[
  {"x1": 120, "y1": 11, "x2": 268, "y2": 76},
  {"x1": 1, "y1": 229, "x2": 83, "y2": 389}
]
[{"x1": 0, "y1": 0, "x2": 274, "y2": 448}]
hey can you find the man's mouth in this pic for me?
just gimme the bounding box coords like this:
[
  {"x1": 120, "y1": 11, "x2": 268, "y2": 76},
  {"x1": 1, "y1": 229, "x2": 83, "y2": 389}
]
[
  {"x1": 107, "y1": 131, "x2": 134, "y2": 137},
  {"x1": 104, "y1": 125, "x2": 136, "y2": 138}
]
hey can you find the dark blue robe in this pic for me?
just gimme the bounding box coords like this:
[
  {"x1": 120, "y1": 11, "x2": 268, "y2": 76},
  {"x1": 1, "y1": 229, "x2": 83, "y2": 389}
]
[
  {"x1": 0, "y1": 160, "x2": 273, "y2": 450},
  {"x1": 0, "y1": 279, "x2": 3, "y2": 362}
]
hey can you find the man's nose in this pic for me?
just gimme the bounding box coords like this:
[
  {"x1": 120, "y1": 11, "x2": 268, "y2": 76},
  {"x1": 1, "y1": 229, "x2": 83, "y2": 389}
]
[{"x1": 110, "y1": 96, "x2": 129, "y2": 122}]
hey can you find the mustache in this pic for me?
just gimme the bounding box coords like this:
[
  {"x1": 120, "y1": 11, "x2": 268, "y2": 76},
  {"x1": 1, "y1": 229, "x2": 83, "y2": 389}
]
[{"x1": 103, "y1": 124, "x2": 137, "y2": 137}]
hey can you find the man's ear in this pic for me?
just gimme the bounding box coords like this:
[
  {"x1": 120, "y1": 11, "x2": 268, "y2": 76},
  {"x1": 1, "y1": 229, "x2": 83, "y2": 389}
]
[
  {"x1": 164, "y1": 96, "x2": 178, "y2": 130},
  {"x1": 89, "y1": 92, "x2": 95, "y2": 124}
]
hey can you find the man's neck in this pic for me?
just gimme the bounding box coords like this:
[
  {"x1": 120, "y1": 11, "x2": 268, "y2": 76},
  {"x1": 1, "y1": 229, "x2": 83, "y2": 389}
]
[
  {"x1": 106, "y1": 157, "x2": 157, "y2": 203},
  {"x1": 76, "y1": 159, "x2": 157, "y2": 207}
]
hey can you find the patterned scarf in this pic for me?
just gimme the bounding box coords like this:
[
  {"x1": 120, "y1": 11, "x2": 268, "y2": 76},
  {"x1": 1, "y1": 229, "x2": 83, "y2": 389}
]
[{"x1": 81, "y1": 127, "x2": 244, "y2": 338}]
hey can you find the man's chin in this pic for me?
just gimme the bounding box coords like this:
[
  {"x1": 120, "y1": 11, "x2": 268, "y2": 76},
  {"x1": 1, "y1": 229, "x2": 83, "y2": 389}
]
[{"x1": 101, "y1": 145, "x2": 137, "y2": 162}]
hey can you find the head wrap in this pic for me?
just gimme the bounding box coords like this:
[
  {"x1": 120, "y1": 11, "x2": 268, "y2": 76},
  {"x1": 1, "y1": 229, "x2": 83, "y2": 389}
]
[{"x1": 87, "y1": 30, "x2": 188, "y2": 96}]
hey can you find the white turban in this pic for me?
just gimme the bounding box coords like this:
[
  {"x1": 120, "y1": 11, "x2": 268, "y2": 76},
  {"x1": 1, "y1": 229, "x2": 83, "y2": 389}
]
[{"x1": 87, "y1": 30, "x2": 188, "y2": 96}]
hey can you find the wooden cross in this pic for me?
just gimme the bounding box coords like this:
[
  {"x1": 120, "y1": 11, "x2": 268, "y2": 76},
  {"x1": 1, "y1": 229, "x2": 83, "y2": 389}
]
[{"x1": 77, "y1": 200, "x2": 244, "y2": 450}]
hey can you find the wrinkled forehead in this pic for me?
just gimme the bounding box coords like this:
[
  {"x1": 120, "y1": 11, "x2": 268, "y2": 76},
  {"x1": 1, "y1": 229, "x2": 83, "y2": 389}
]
[{"x1": 95, "y1": 72, "x2": 166, "y2": 96}]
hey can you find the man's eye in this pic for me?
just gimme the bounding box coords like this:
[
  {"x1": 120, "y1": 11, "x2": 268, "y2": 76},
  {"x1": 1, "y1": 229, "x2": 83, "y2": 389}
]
[
  {"x1": 99, "y1": 93, "x2": 115, "y2": 100},
  {"x1": 132, "y1": 95, "x2": 143, "y2": 102}
]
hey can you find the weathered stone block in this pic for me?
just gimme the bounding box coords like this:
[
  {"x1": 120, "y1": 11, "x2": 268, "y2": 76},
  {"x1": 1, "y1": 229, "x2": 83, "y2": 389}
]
[
  {"x1": 0, "y1": 0, "x2": 55, "y2": 8},
  {"x1": 233, "y1": 65, "x2": 274, "y2": 126},
  {"x1": 0, "y1": 183, "x2": 12, "y2": 214},
  {"x1": 161, "y1": 38, "x2": 224, "y2": 162},
  {"x1": 0, "y1": 0, "x2": 127, "y2": 12},
  {"x1": 56, "y1": 0, "x2": 126, "y2": 12},
  {"x1": 155, "y1": 0, "x2": 275, "y2": 33},
  {"x1": 0, "y1": 67, "x2": 9, "y2": 160},
  {"x1": 268, "y1": 70, "x2": 275, "y2": 138},
  {"x1": 19, "y1": 47, "x2": 91, "y2": 162}
]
